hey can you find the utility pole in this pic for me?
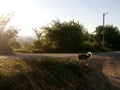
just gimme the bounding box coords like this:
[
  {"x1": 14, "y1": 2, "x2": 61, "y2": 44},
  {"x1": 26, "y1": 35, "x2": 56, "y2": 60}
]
[{"x1": 102, "y1": 12, "x2": 108, "y2": 48}]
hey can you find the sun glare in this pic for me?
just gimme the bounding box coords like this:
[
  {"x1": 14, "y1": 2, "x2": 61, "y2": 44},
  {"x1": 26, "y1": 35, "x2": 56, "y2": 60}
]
[{"x1": 0, "y1": 0, "x2": 52, "y2": 36}]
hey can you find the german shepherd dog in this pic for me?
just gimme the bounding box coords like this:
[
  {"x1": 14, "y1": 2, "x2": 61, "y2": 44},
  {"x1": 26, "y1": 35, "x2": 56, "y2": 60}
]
[{"x1": 77, "y1": 52, "x2": 92, "y2": 65}]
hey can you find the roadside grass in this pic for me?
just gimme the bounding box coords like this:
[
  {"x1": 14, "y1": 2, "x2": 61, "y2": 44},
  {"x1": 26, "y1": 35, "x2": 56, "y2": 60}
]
[{"x1": 0, "y1": 57, "x2": 118, "y2": 90}]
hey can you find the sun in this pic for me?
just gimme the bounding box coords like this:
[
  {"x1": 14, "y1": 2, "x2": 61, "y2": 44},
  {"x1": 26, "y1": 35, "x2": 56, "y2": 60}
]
[
  {"x1": 0, "y1": 0, "x2": 55, "y2": 36},
  {"x1": 0, "y1": 0, "x2": 37, "y2": 36}
]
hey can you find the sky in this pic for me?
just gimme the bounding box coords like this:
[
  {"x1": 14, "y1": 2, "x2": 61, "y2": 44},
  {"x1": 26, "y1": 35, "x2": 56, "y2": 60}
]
[{"x1": 0, "y1": 0, "x2": 120, "y2": 36}]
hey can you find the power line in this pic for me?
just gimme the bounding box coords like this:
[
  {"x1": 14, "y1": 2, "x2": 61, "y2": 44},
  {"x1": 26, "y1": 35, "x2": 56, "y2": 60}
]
[
  {"x1": 81, "y1": 0, "x2": 102, "y2": 14},
  {"x1": 81, "y1": 0, "x2": 109, "y2": 48}
]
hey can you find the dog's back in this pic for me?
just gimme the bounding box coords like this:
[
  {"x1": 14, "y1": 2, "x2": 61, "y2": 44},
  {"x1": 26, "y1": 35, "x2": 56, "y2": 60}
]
[{"x1": 78, "y1": 53, "x2": 90, "y2": 60}]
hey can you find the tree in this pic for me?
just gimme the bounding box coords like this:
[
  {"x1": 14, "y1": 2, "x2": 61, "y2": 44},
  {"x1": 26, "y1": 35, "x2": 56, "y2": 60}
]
[
  {"x1": 94, "y1": 25, "x2": 120, "y2": 50},
  {"x1": 0, "y1": 14, "x2": 19, "y2": 54},
  {"x1": 32, "y1": 28, "x2": 44, "y2": 52},
  {"x1": 41, "y1": 20, "x2": 88, "y2": 52}
]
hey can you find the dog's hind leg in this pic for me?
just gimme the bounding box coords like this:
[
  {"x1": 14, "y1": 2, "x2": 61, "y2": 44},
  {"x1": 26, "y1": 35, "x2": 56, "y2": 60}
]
[
  {"x1": 79, "y1": 60, "x2": 82, "y2": 64},
  {"x1": 77, "y1": 58, "x2": 82, "y2": 64},
  {"x1": 85, "y1": 59, "x2": 89, "y2": 66}
]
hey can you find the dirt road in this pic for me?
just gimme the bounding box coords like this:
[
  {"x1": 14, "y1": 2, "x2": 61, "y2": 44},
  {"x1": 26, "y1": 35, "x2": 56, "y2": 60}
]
[
  {"x1": 92, "y1": 52, "x2": 120, "y2": 87},
  {"x1": 0, "y1": 52, "x2": 120, "y2": 87}
]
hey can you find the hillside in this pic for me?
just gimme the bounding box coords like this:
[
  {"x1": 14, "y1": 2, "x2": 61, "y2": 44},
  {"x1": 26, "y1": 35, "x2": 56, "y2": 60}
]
[
  {"x1": 0, "y1": 55, "x2": 119, "y2": 90},
  {"x1": 17, "y1": 36, "x2": 35, "y2": 43}
]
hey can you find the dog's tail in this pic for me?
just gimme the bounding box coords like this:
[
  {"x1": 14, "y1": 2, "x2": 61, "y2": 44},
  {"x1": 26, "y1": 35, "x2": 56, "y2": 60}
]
[{"x1": 87, "y1": 52, "x2": 92, "y2": 58}]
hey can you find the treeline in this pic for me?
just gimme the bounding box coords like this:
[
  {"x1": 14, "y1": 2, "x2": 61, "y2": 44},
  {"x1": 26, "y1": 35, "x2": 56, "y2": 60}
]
[
  {"x1": 0, "y1": 14, "x2": 120, "y2": 54},
  {"x1": 31, "y1": 20, "x2": 120, "y2": 53}
]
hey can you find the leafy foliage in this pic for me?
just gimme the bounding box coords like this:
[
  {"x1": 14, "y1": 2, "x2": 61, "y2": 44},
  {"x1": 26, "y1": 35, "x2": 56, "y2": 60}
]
[
  {"x1": 94, "y1": 25, "x2": 120, "y2": 50},
  {"x1": 33, "y1": 20, "x2": 89, "y2": 52},
  {"x1": 0, "y1": 14, "x2": 19, "y2": 54},
  {"x1": 32, "y1": 20, "x2": 120, "y2": 53}
]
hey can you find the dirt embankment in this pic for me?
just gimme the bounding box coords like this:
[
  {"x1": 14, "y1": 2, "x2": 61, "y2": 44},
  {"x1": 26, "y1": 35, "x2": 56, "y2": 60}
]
[{"x1": 0, "y1": 52, "x2": 120, "y2": 89}]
